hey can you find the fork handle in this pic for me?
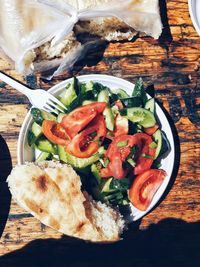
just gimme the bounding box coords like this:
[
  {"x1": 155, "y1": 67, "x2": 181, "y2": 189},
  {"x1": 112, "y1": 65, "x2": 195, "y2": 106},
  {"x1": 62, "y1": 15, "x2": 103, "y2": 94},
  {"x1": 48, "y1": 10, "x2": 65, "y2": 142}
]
[{"x1": 0, "y1": 71, "x2": 32, "y2": 97}]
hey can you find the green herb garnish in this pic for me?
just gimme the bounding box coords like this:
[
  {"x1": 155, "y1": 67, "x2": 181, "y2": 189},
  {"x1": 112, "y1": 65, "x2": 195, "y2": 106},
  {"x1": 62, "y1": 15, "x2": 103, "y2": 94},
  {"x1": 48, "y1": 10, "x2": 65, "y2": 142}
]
[
  {"x1": 128, "y1": 145, "x2": 137, "y2": 159},
  {"x1": 132, "y1": 77, "x2": 148, "y2": 105},
  {"x1": 90, "y1": 131, "x2": 97, "y2": 138},
  {"x1": 104, "y1": 159, "x2": 110, "y2": 168},
  {"x1": 127, "y1": 158, "x2": 136, "y2": 167},
  {"x1": 117, "y1": 140, "x2": 129, "y2": 148},
  {"x1": 110, "y1": 178, "x2": 131, "y2": 191},
  {"x1": 99, "y1": 158, "x2": 110, "y2": 168},
  {"x1": 107, "y1": 131, "x2": 114, "y2": 137},
  {"x1": 142, "y1": 153, "x2": 154, "y2": 159},
  {"x1": 149, "y1": 142, "x2": 158, "y2": 149}
]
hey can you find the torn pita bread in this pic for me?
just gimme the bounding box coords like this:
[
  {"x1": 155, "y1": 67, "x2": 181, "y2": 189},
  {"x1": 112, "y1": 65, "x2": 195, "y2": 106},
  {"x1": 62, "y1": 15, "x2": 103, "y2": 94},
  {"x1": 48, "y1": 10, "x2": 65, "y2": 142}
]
[
  {"x1": 0, "y1": 0, "x2": 162, "y2": 75},
  {"x1": 7, "y1": 161, "x2": 125, "y2": 242},
  {"x1": 75, "y1": 0, "x2": 162, "y2": 40}
]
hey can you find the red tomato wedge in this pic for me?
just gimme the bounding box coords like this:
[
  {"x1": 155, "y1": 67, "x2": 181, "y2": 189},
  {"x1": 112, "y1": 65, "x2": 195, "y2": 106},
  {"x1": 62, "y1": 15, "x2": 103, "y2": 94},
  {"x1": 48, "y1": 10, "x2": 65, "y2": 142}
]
[
  {"x1": 144, "y1": 124, "x2": 159, "y2": 135},
  {"x1": 101, "y1": 167, "x2": 113, "y2": 178},
  {"x1": 101, "y1": 133, "x2": 156, "y2": 179},
  {"x1": 61, "y1": 102, "x2": 107, "y2": 138},
  {"x1": 42, "y1": 120, "x2": 69, "y2": 146},
  {"x1": 65, "y1": 115, "x2": 107, "y2": 158},
  {"x1": 133, "y1": 133, "x2": 156, "y2": 175},
  {"x1": 101, "y1": 135, "x2": 133, "y2": 179},
  {"x1": 101, "y1": 155, "x2": 127, "y2": 180},
  {"x1": 129, "y1": 169, "x2": 167, "y2": 211},
  {"x1": 88, "y1": 114, "x2": 107, "y2": 137},
  {"x1": 105, "y1": 135, "x2": 133, "y2": 160}
]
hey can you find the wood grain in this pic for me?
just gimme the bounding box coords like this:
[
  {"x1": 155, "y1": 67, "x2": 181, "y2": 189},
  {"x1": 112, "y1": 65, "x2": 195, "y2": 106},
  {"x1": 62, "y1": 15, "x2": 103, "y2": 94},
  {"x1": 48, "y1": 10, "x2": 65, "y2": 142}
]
[{"x1": 0, "y1": 0, "x2": 200, "y2": 263}]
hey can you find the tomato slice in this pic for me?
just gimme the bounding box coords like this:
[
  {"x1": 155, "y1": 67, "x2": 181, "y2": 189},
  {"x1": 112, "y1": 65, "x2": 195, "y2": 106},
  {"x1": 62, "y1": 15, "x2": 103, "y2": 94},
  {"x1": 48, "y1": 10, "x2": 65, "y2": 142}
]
[
  {"x1": 66, "y1": 115, "x2": 107, "y2": 158},
  {"x1": 88, "y1": 114, "x2": 107, "y2": 137},
  {"x1": 102, "y1": 133, "x2": 156, "y2": 179},
  {"x1": 106, "y1": 135, "x2": 133, "y2": 160},
  {"x1": 66, "y1": 126, "x2": 99, "y2": 158},
  {"x1": 101, "y1": 167, "x2": 113, "y2": 178},
  {"x1": 102, "y1": 135, "x2": 133, "y2": 179},
  {"x1": 42, "y1": 120, "x2": 69, "y2": 146},
  {"x1": 144, "y1": 124, "x2": 159, "y2": 135},
  {"x1": 61, "y1": 102, "x2": 107, "y2": 138},
  {"x1": 101, "y1": 156, "x2": 127, "y2": 180},
  {"x1": 133, "y1": 133, "x2": 156, "y2": 175},
  {"x1": 129, "y1": 169, "x2": 167, "y2": 211}
]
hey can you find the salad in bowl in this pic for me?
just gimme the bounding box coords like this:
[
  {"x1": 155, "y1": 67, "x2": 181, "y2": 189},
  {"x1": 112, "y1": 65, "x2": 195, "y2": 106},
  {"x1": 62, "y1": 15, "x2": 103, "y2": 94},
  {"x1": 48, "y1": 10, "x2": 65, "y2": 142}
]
[{"x1": 19, "y1": 75, "x2": 174, "y2": 220}]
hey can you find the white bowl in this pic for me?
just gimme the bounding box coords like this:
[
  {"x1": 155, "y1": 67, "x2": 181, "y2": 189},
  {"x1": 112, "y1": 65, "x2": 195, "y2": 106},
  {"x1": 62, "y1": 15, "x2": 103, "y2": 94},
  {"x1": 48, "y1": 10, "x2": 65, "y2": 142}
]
[
  {"x1": 18, "y1": 74, "x2": 175, "y2": 221},
  {"x1": 188, "y1": 0, "x2": 200, "y2": 36}
]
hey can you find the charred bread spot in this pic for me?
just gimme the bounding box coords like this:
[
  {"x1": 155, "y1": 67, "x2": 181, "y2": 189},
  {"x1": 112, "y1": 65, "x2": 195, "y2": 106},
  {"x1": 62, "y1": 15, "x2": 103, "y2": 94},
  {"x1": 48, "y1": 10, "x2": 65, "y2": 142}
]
[
  {"x1": 39, "y1": 208, "x2": 43, "y2": 213},
  {"x1": 25, "y1": 198, "x2": 41, "y2": 214},
  {"x1": 35, "y1": 175, "x2": 48, "y2": 192},
  {"x1": 76, "y1": 221, "x2": 86, "y2": 232}
]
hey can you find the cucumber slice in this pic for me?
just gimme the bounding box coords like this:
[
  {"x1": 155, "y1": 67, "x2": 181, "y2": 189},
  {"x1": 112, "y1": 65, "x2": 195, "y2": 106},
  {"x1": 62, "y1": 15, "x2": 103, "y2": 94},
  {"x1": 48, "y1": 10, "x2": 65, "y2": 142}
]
[
  {"x1": 82, "y1": 100, "x2": 95, "y2": 105},
  {"x1": 98, "y1": 90, "x2": 115, "y2": 131},
  {"x1": 97, "y1": 89, "x2": 110, "y2": 103},
  {"x1": 59, "y1": 79, "x2": 77, "y2": 107},
  {"x1": 111, "y1": 88, "x2": 130, "y2": 98},
  {"x1": 85, "y1": 81, "x2": 94, "y2": 91},
  {"x1": 91, "y1": 164, "x2": 101, "y2": 184},
  {"x1": 36, "y1": 152, "x2": 51, "y2": 163},
  {"x1": 28, "y1": 122, "x2": 42, "y2": 147},
  {"x1": 122, "y1": 107, "x2": 156, "y2": 128},
  {"x1": 32, "y1": 122, "x2": 42, "y2": 138},
  {"x1": 41, "y1": 111, "x2": 57, "y2": 121},
  {"x1": 36, "y1": 138, "x2": 57, "y2": 154},
  {"x1": 58, "y1": 145, "x2": 99, "y2": 168},
  {"x1": 101, "y1": 178, "x2": 113, "y2": 193},
  {"x1": 98, "y1": 146, "x2": 106, "y2": 156},
  {"x1": 57, "y1": 113, "x2": 65, "y2": 123},
  {"x1": 103, "y1": 108, "x2": 115, "y2": 131},
  {"x1": 153, "y1": 129, "x2": 162, "y2": 159},
  {"x1": 121, "y1": 97, "x2": 143, "y2": 108},
  {"x1": 145, "y1": 98, "x2": 155, "y2": 113}
]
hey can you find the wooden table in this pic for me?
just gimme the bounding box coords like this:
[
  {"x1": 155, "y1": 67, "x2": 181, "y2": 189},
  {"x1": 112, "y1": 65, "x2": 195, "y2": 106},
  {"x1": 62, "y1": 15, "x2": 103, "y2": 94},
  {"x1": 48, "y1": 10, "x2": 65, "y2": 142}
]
[{"x1": 0, "y1": 0, "x2": 199, "y2": 266}]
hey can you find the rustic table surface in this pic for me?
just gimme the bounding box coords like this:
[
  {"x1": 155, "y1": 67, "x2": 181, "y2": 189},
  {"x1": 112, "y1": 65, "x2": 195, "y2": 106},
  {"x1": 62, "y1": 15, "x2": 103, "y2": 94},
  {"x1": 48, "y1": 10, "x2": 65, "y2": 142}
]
[{"x1": 0, "y1": 0, "x2": 199, "y2": 266}]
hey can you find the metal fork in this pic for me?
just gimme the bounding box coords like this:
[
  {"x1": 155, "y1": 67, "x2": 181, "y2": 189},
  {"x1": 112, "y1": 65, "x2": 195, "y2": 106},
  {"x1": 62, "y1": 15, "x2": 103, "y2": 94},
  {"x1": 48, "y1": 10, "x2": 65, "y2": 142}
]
[{"x1": 0, "y1": 72, "x2": 67, "y2": 115}]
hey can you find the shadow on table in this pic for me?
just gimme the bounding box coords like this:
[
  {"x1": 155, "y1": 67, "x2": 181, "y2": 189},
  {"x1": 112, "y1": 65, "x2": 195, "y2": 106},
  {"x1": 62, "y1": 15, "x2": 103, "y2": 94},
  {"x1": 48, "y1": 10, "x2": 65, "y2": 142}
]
[
  {"x1": 1, "y1": 218, "x2": 199, "y2": 267},
  {"x1": 0, "y1": 135, "x2": 12, "y2": 238},
  {"x1": 158, "y1": 0, "x2": 173, "y2": 46},
  {"x1": 154, "y1": 99, "x2": 181, "y2": 210}
]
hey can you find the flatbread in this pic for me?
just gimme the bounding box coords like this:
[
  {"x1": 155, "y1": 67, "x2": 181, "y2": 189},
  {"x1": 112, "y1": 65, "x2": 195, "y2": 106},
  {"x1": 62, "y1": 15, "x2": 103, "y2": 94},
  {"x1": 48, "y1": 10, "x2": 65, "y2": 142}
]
[
  {"x1": 7, "y1": 161, "x2": 124, "y2": 242},
  {"x1": 0, "y1": 0, "x2": 162, "y2": 74}
]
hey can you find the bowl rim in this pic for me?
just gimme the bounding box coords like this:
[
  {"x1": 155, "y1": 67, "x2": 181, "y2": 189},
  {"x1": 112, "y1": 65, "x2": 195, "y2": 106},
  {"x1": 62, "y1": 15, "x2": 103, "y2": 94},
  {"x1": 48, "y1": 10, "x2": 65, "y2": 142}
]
[
  {"x1": 188, "y1": 0, "x2": 200, "y2": 36},
  {"x1": 17, "y1": 74, "x2": 175, "y2": 221}
]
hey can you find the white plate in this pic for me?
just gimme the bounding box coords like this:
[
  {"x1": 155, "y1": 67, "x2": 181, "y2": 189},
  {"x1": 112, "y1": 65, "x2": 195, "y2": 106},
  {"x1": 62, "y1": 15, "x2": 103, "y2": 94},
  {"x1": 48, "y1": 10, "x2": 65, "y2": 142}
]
[
  {"x1": 188, "y1": 0, "x2": 200, "y2": 36},
  {"x1": 18, "y1": 74, "x2": 175, "y2": 222}
]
